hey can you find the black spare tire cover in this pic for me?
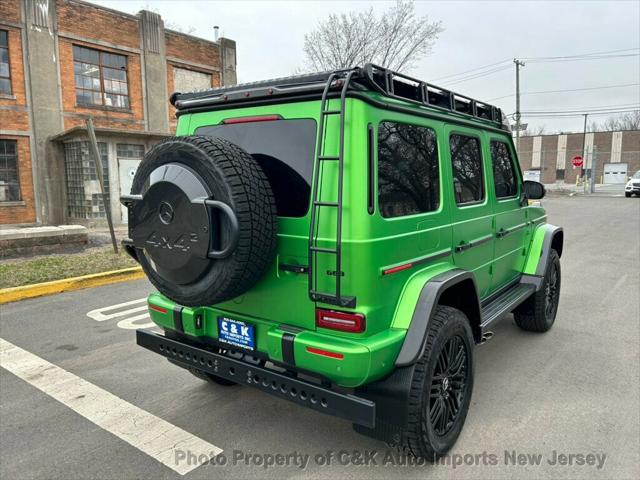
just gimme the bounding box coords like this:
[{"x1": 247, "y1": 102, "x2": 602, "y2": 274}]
[{"x1": 126, "y1": 135, "x2": 277, "y2": 306}]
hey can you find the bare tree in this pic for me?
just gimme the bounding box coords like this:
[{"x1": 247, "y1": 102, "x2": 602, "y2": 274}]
[
  {"x1": 303, "y1": 0, "x2": 443, "y2": 72},
  {"x1": 140, "y1": 4, "x2": 196, "y2": 35},
  {"x1": 521, "y1": 125, "x2": 546, "y2": 136},
  {"x1": 589, "y1": 110, "x2": 640, "y2": 131}
]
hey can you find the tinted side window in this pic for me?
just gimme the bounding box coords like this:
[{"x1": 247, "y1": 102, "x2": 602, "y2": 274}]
[
  {"x1": 490, "y1": 141, "x2": 518, "y2": 198},
  {"x1": 378, "y1": 121, "x2": 439, "y2": 218},
  {"x1": 449, "y1": 134, "x2": 484, "y2": 205}
]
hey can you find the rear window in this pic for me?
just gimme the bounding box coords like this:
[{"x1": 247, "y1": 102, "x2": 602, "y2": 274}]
[{"x1": 196, "y1": 119, "x2": 316, "y2": 217}]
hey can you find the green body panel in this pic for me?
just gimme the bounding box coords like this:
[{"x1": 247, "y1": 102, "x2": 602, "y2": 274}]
[
  {"x1": 145, "y1": 92, "x2": 552, "y2": 387},
  {"x1": 523, "y1": 219, "x2": 555, "y2": 275}
]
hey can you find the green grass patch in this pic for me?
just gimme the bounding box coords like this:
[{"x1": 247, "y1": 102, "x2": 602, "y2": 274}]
[{"x1": 0, "y1": 246, "x2": 138, "y2": 289}]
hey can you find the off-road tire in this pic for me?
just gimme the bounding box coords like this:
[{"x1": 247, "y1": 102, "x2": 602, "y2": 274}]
[
  {"x1": 130, "y1": 135, "x2": 277, "y2": 306},
  {"x1": 514, "y1": 249, "x2": 561, "y2": 332},
  {"x1": 625, "y1": 192, "x2": 632, "y2": 197},
  {"x1": 404, "y1": 305, "x2": 474, "y2": 460}
]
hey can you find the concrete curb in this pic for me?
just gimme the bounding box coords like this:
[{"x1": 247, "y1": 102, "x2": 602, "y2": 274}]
[{"x1": 0, "y1": 267, "x2": 145, "y2": 305}]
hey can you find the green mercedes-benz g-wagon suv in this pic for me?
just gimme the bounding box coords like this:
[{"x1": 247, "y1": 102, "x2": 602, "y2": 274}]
[{"x1": 122, "y1": 64, "x2": 563, "y2": 459}]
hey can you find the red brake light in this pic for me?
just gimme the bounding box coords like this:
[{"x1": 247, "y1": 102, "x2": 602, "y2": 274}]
[
  {"x1": 149, "y1": 304, "x2": 168, "y2": 314},
  {"x1": 315, "y1": 309, "x2": 365, "y2": 333},
  {"x1": 222, "y1": 115, "x2": 281, "y2": 124}
]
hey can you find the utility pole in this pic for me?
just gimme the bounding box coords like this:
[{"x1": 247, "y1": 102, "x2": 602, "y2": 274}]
[
  {"x1": 581, "y1": 113, "x2": 588, "y2": 188},
  {"x1": 514, "y1": 59, "x2": 525, "y2": 152}
]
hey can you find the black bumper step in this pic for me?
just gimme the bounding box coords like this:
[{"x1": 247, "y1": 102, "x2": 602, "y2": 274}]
[{"x1": 136, "y1": 329, "x2": 375, "y2": 428}]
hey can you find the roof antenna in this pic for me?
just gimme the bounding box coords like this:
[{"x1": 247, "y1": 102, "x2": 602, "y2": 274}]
[{"x1": 213, "y1": 25, "x2": 219, "y2": 41}]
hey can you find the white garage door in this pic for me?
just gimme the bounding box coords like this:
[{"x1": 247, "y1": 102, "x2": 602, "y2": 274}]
[{"x1": 603, "y1": 163, "x2": 627, "y2": 184}]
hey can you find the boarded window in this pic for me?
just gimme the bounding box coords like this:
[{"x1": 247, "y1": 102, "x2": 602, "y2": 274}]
[
  {"x1": 378, "y1": 121, "x2": 440, "y2": 218},
  {"x1": 173, "y1": 67, "x2": 212, "y2": 92}
]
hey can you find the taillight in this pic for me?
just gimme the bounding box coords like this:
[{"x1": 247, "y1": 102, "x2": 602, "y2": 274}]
[
  {"x1": 222, "y1": 115, "x2": 281, "y2": 124},
  {"x1": 315, "y1": 309, "x2": 365, "y2": 333}
]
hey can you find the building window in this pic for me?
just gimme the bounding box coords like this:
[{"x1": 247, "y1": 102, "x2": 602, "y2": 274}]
[
  {"x1": 0, "y1": 30, "x2": 11, "y2": 95},
  {"x1": 0, "y1": 140, "x2": 20, "y2": 202},
  {"x1": 116, "y1": 143, "x2": 144, "y2": 159},
  {"x1": 556, "y1": 169, "x2": 565, "y2": 181},
  {"x1": 450, "y1": 134, "x2": 485, "y2": 205},
  {"x1": 490, "y1": 140, "x2": 518, "y2": 199},
  {"x1": 73, "y1": 45, "x2": 129, "y2": 109},
  {"x1": 378, "y1": 121, "x2": 440, "y2": 218},
  {"x1": 64, "y1": 141, "x2": 109, "y2": 219}
]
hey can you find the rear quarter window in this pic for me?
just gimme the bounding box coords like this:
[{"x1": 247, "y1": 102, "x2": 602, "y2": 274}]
[{"x1": 196, "y1": 119, "x2": 316, "y2": 217}]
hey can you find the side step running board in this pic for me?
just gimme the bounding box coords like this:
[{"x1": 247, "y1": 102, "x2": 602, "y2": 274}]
[{"x1": 480, "y1": 283, "x2": 535, "y2": 334}]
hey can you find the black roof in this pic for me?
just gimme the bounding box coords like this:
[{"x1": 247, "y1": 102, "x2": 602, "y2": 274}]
[{"x1": 172, "y1": 64, "x2": 508, "y2": 129}]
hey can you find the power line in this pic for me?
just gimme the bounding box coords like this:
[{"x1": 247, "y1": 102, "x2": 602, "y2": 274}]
[
  {"x1": 488, "y1": 83, "x2": 640, "y2": 101},
  {"x1": 431, "y1": 59, "x2": 511, "y2": 82},
  {"x1": 430, "y1": 47, "x2": 640, "y2": 87},
  {"x1": 520, "y1": 108, "x2": 640, "y2": 118},
  {"x1": 522, "y1": 103, "x2": 640, "y2": 114},
  {"x1": 521, "y1": 47, "x2": 639, "y2": 61},
  {"x1": 440, "y1": 65, "x2": 512, "y2": 86},
  {"x1": 525, "y1": 53, "x2": 639, "y2": 64}
]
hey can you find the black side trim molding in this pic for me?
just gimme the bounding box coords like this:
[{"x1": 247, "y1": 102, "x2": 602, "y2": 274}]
[
  {"x1": 496, "y1": 222, "x2": 528, "y2": 238},
  {"x1": 281, "y1": 333, "x2": 296, "y2": 366},
  {"x1": 173, "y1": 306, "x2": 184, "y2": 333},
  {"x1": 381, "y1": 249, "x2": 451, "y2": 275},
  {"x1": 455, "y1": 234, "x2": 493, "y2": 253}
]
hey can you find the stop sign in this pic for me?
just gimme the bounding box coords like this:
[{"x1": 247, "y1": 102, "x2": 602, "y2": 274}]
[{"x1": 572, "y1": 156, "x2": 583, "y2": 167}]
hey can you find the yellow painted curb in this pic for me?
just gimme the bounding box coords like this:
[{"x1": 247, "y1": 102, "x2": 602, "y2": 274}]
[{"x1": 0, "y1": 267, "x2": 145, "y2": 305}]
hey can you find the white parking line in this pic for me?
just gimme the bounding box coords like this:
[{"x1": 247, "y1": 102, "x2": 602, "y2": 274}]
[
  {"x1": 0, "y1": 338, "x2": 222, "y2": 475},
  {"x1": 87, "y1": 298, "x2": 155, "y2": 330}
]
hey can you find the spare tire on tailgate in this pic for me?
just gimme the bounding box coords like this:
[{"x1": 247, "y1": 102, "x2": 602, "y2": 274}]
[{"x1": 121, "y1": 135, "x2": 277, "y2": 306}]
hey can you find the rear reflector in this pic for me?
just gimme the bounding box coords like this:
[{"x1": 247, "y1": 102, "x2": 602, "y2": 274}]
[
  {"x1": 222, "y1": 115, "x2": 281, "y2": 124},
  {"x1": 316, "y1": 309, "x2": 365, "y2": 333},
  {"x1": 306, "y1": 346, "x2": 344, "y2": 360},
  {"x1": 149, "y1": 304, "x2": 168, "y2": 314}
]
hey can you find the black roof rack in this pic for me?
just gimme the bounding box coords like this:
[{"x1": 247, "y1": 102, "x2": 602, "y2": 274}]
[{"x1": 172, "y1": 63, "x2": 507, "y2": 129}]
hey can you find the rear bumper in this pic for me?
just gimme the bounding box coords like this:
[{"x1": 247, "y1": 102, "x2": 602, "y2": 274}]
[
  {"x1": 137, "y1": 329, "x2": 376, "y2": 427},
  {"x1": 147, "y1": 293, "x2": 406, "y2": 387}
]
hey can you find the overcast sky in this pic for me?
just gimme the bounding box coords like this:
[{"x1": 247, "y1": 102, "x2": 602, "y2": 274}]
[{"x1": 94, "y1": 0, "x2": 640, "y2": 133}]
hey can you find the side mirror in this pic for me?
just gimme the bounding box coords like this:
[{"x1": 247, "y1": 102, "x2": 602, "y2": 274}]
[{"x1": 523, "y1": 180, "x2": 546, "y2": 200}]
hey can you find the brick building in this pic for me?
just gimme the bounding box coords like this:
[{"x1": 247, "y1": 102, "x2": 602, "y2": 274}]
[
  {"x1": 0, "y1": 0, "x2": 236, "y2": 226},
  {"x1": 516, "y1": 129, "x2": 640, "y2": 185}
]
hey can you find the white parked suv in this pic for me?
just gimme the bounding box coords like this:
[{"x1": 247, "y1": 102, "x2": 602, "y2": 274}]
[{"x1": 625, "y1": 170, "x2": 640, "y2": 197}]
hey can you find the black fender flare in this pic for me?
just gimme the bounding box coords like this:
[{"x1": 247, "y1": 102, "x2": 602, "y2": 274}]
[{"x1": 394, "y1": 269, "x2": 480, "y2": 367}]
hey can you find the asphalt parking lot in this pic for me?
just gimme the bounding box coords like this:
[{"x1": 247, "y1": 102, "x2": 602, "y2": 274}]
[{"x1": 1, "y1": 195, "x2": 639, "y2": 480}]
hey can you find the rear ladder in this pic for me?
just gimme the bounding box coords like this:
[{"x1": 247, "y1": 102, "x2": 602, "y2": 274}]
[{"x1": 308, "y1": 69, "x2": 357, "y2": 308}]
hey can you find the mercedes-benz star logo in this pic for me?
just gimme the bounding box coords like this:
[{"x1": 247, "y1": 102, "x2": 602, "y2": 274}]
[{"x1": 158, "y1": 201, "x2": 174, "y2": 225}]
